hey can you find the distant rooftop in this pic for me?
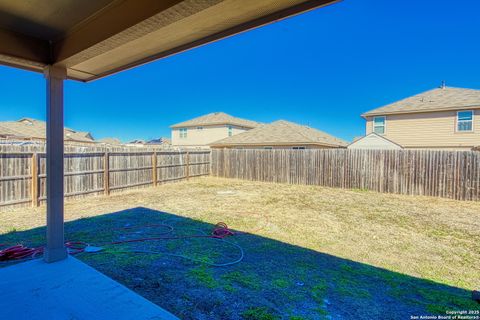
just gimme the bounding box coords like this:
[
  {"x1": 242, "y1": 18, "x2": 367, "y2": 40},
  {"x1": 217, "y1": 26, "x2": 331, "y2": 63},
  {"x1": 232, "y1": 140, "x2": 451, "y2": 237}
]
[
  {"x1": 171, "y1": 112, "x2": 262, "y2": 129},
  {"x1": 362, "y1": 86, "x2": 480, "y2": 117},
  {"x1": 147, "y1": 137, "x2": 171, "y2": 145},
  {"x1": 127, "y1": 139, "x2": 146, "y2": 144},
  {"x1": 210, "y1": 120, "x2": 348, "y2": 147},
  {"x1": 98, "y1": 137, "x2": 122, "y2": 145},
  {"x1": 0, "y1": 118, "x2": 95, "y2": 143}
]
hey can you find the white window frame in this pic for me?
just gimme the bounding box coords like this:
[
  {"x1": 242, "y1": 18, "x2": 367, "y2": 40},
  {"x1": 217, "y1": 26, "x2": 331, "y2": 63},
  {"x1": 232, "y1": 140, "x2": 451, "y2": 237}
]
[
  {"x1": 292, "y1": 146, "x2": 306, "y2": 150},
  {"x1": 373, "y1": 116, "x2": 386, "y2": 135},
  {"x1": 228, "y1": 126, "x2": 233, "y2": 137},
  {"x1": 196, "y1": 126, "x2": 203, "y2": 130},
  {"x1": 179, "y1": 128, "x2": 188, "y2": 138},
  {"x1": 456, "y1": 110, "x2": 474, "y2": 132},
  {"x1": 263, "y1": 146, "x2": 273, "y2": 150}
]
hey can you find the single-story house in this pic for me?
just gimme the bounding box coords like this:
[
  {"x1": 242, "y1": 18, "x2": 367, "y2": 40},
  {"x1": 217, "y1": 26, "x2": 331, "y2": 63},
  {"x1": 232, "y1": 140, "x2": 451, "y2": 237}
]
[
  {"x1": 0, "y1": 118, "x2": 95, "y2": 144},
  {"x1": 210, "y1": 120, "x2": 348, "y2": 149},
  {"x1": 348, "y1": 133, "x2": 403, "y2": 150},
  {"x1": 171, "y1": 112, "x2": 262, "y2": 148},
  {"x1": 362, "y1": 85, "x2": 480, "y2": 150}
]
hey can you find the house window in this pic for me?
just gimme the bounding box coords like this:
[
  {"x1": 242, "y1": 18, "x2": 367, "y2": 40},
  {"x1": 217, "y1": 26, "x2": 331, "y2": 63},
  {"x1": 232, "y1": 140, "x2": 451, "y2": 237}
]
[
  {"x1": 228, "y1": 126, "x2": 233, "y2": 137},
  {"x1": 179, "y1": 128, "x2": 187, "y2": 138},
  {"x1": 292, "y1": 146, "x2": 306, "y2": 150},
  {"x1": 373, "y1": 116, "x2": 386, "y2": 135},
  {"x1": 457, "y1": 111, "x2": 473, "y2": 132},
  {"x1": 263, "y1": 146, "x2": 273, "y2": 150},
  {"x1": 196, "y1": 126, "x2": 203, "y2": 130}
]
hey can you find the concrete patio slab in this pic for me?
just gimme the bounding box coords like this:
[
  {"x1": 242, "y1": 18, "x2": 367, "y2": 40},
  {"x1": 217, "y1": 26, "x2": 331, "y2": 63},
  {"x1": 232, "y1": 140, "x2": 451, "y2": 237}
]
[{"x1": 0, "y1": 256, "x2": 178, "y2": 320}]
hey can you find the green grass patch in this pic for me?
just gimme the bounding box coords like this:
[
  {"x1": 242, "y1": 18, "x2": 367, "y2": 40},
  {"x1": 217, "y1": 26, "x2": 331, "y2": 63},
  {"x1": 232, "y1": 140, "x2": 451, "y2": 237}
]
[
  {"x1": 417, "y1": 288, "x2": 480, "y2": 313},
  {"x1": 6, "y1": 227, "x2": 17, "y2": 234},
  {"x1": 222, "y1": 271, "x2": 261, "y2": 290},
  {"x1": 272, "y1": 278, "x2": 289, "y2": 289},
  {"x1": 189, "y1": 265, "x2": 218, "y2": 288},
  {"x1": 241, "y1": 307, "x2": 278, "y2": 320},
  {"x1": 311, "y1": 280, "x2": 327, "y2": 302}
]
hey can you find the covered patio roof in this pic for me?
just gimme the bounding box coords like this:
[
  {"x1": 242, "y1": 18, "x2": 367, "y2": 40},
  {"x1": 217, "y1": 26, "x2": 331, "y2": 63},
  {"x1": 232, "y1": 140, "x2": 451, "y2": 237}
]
[{"x1": 0, "y1": 0, "x2": 338, "y2": 82}]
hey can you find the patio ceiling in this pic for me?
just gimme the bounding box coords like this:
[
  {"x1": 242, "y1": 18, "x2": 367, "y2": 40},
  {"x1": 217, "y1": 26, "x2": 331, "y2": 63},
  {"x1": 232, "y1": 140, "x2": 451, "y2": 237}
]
[{"x1": 0, "y1": 0, "x2": 338, "y2": 82}]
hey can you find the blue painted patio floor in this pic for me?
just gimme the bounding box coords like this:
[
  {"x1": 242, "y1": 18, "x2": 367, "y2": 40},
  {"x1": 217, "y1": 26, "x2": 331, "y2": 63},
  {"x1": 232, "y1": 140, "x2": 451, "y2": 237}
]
[{"x1": 0, "y1": 256, "x2": 178, "y2": 320}]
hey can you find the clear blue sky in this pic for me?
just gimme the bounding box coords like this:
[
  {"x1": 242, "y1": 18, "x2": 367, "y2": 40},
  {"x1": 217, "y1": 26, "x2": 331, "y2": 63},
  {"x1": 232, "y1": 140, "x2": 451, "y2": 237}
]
[{"x1": 1, "y1": 0, "x2": 480, "y2": 142}]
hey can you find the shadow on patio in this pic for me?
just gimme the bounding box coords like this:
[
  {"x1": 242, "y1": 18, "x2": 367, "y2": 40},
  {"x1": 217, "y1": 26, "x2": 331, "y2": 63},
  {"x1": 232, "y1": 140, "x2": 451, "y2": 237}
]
[{"x1": 1, "y1": 207, "x2": 478, "y2": 320}]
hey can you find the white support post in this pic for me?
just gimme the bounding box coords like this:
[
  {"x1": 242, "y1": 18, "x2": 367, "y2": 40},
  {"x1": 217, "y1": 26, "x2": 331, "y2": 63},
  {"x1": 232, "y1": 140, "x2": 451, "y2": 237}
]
[{"x1": 43, "y1": 65, "x2": 68, "y2": 263}]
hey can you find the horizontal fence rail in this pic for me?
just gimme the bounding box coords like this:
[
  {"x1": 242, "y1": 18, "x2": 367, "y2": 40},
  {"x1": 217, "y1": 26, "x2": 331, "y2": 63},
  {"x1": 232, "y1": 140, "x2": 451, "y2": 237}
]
[
  {"x1": 211, "y1": 149, "x2": 480, "y2": 201},
  {"x1": 0, "y1": 143, "x2": 210, "y2": 210}
]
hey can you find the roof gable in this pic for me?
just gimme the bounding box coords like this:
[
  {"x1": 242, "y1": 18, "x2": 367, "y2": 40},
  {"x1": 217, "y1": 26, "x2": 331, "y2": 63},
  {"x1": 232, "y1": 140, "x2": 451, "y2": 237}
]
[
  {"x1": 347, "y1": 133, "x2": 403, "y2": 150},
  {"x1": 362, "y1": 87, "x2": 480, "y2": 117},
  {"x1": 210, "y1": 120, "x2": 347, "y2": 147}
]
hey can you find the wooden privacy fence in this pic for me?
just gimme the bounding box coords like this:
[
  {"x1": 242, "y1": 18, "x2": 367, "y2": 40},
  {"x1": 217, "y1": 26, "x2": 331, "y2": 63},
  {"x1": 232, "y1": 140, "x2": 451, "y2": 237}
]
[
  {"x1": 211, "y1": 149, "x2": 480, "y2": 201},
  {"x1": 0, "y1": 145, "x2": 210, "y2": 210}
]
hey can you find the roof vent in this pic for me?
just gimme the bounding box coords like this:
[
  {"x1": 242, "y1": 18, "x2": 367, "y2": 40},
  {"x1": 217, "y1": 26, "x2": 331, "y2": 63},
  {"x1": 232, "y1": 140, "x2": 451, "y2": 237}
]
[{"x1": 440, "y1": 80, "x2": 446, "y2": 89}]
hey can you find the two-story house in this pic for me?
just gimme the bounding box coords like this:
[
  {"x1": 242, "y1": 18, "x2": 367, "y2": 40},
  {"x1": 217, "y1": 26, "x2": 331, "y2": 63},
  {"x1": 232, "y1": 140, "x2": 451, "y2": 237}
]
[
  {"x1": 171, "y1": 112, "x2": 262, "y2": 148},
  {"x1": 354, "y1": 86, "x2": 480, "y2": 150}
]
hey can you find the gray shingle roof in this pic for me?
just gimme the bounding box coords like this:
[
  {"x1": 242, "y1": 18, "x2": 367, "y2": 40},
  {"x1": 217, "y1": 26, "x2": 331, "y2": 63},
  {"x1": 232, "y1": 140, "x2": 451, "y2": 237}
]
[
  {"x1": 171, "y1": 112, "x2": 262, "y2": 129},
  {"x1": 0, "y1": 118, "x2": 95, "y2": 143},
  {"x1": 210, "y1": 120, "x2": 347, "y2": 147},
  {"x1": 147, "y1": 137, "x2": 171, "y2": 145},
  {"x1": 98, "y1": 138, "x2": 122, "y2": 145},
  {"x1": 362, "y1": 87, "x2": 480, "y2": 117}
]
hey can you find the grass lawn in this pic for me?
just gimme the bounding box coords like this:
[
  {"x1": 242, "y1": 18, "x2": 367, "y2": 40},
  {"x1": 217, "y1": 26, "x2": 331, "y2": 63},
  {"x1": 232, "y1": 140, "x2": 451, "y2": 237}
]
[{"x1": 1, "y1": 177, "x2": 479, "y2": 319}]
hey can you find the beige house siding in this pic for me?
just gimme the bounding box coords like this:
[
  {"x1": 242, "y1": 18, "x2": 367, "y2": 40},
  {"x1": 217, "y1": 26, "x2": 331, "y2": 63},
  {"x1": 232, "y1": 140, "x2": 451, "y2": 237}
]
[
  {"x1": 365, "y1": 109, "x2": 480, "y2": 150},
  {"x1": 172, "y1": 125, "x2": 249, "y2": 148}
]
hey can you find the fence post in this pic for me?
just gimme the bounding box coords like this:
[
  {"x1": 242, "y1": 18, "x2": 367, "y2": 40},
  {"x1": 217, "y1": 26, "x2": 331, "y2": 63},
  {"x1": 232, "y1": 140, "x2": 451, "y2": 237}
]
[
  {"x1": 31, "y1": 153, "x2": 39, "y2": 207},
  {"x1": 186, "y1": 151, "x2": 190, "y2": 179},
  {"x1": 104, "y1": 152, "x2": 110, "y2": 195},
  {"x1": 208, "y1": 150, "x2": 212, "y2": 176},
  {"x1": 152, "y1": 151, "x2": 157, "y2": 186},
  {"x1": 223, "y1": 148, "x2": 227, "y2": 177}
]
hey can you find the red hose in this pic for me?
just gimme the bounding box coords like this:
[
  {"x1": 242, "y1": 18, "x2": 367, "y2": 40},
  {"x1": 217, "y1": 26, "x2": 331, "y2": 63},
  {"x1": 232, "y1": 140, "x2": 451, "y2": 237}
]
[
  {"x1": 0, "y1": 222, "x2": 234, "y2": 262},
  {"x1": 0, "y1": 245, "x2": 43, "y2": 261},
  {"x1": 212, "y1": 222, "x2": 234, "y2": 238},
  {"x1": 0, "y1": 241, "x2": 89, "y2": 261},
  {"x1": 110, "y1": 222, "x2": 234, "y2": 244}
]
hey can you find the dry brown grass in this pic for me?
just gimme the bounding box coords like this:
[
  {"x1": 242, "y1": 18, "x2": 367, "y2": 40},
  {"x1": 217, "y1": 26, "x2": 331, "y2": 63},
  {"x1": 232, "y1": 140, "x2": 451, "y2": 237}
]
[{"x1": 1, "y1": 176, "x2": 479, "y2": 290}]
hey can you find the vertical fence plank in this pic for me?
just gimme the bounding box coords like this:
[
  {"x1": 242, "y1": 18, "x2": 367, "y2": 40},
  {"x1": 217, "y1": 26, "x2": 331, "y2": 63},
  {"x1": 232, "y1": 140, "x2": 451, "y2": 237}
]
[
  {"x1": 186, "y1": 151, "x2": 190, "y2": 180},
  {"x1": 152, "y1": 151, "x2": 157, "y2": 186},
  {"x1": 104, "y1": 152, "x2": 110, "y2": 196},
  {"x1": 31, "y1": 153, "x2": 39, "y2": 207}
]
